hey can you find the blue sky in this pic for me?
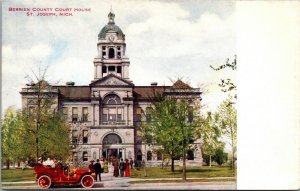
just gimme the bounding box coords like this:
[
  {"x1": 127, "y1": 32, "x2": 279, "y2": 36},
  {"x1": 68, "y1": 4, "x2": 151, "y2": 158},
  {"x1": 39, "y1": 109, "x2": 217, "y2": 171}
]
[{"x1": 2, "y1": 0, "x2": 236, "y2": 113}]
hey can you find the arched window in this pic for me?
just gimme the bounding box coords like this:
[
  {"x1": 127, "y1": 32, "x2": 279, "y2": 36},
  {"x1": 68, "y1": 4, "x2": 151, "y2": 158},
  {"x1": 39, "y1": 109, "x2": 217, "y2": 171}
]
[
  {"x1": 109, "y1": 48, "x2": 115, "y2": 58},
  {"x1": 102, "y1": 133, "x2": 122, "y2": 144},
  {"x1": 102, "y1": 94, "x2": 123, "y2": 123},
  {"x1": 147, "y1": 151, "x2": 152, "y2": 161},
  {"x1": 103, "y1": 94, "x2": 121, "y2": 105},
  {"x1": 83, "y1": 151, "x2": 88, "y2": 161}
]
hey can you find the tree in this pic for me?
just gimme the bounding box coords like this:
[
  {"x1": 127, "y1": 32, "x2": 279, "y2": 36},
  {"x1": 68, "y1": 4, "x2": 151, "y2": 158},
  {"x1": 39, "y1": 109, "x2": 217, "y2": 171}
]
[
  {"x1": 210, "y1": 55, "x2": 237, "y2": 100},
  {"x1": 212, "y1": 146, "x2": 228, "y2": 166},
  {"x1": 20, "y1": 66, "x2": 71, "y2": 161},
  {"x1": 1, "y1": 107, "x2": 27, "y2": 169},
  {"x1": 215, "y1": 97, "x2": 237, "y2": 172},
  {"x1": 200, "y1": 112, "x2": 223, "y2": 167},
  {"x1": 142, "y1": 95, "x2": 200, "y2": 180}
]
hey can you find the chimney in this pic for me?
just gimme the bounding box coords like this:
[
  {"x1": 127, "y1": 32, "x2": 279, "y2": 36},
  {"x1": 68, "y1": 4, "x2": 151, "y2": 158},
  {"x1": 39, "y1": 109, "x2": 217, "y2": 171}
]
[
  {"x1": 66, "y1": 81, "x2": 75, "y2": 86},
  {"x1": 151, "y1": 82, "x2": 158, "y2": 86}
]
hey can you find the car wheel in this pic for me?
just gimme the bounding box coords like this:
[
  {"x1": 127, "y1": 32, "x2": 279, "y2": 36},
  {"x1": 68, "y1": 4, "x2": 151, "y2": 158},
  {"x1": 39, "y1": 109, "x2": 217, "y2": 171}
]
[
  {"x1": 80, "y1": 174, "x2": 95, "y2": 188},
  {"x1": 37, "y1": 175, "x2": 52, "y2": 189}
]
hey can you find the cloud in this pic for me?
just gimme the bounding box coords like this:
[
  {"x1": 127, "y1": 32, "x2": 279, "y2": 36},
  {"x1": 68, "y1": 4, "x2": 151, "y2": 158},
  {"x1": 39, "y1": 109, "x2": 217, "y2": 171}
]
[{"x1": 2, "y1": 0, "x2": 236, "y2": 113}]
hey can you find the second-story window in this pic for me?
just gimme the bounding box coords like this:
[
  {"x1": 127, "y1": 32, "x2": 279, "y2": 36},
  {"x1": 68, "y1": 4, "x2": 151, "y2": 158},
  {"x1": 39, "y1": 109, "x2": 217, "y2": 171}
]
[
  {"x1": 82, "y1": 130, "x2": 88, "y2": 144},
  {"x1": 63, "y1": 107, "x2": 68, "y2": 120},
  {"x1": 72, "y1": 130, "x2": 78, "y2": 144},
  {"x1": 72, "y1": 107, "x2": 78, "y2": 122},
  {"x1": 82, "y1": 107, "x2": 88, "y2": 122}
]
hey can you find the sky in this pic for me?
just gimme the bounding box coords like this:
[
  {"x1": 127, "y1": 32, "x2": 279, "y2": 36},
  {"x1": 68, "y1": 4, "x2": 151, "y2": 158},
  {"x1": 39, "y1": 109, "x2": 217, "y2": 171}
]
[{"x1": 2, "y1": 0, "x2": 236, "y2": 113}]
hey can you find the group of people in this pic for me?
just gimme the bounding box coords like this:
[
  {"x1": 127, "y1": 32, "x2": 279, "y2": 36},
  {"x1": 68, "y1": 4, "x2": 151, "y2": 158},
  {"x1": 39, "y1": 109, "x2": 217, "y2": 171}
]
[
  {"x1": 88, "y1": 157, "x2": 108, "y2": 182},
  {"x1": 111, "y1": 156, "x2": 132, "y2": 177}
]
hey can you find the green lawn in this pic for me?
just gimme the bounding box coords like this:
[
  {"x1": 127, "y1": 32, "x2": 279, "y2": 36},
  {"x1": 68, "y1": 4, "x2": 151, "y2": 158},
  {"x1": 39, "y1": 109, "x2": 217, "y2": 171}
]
[
  {"x1": 1, "y1": 168, "x2": 36, "y2": 182},
  {"x1": 131, "y1": 166, "x2": 235, "y2": 179},
  {"x1": 129, "y1": 178, "x2": 234, "y2": 184}
]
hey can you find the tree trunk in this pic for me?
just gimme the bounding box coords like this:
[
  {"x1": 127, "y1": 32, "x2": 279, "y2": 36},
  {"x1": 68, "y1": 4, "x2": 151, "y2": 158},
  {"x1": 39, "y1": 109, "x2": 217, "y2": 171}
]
[
  {"x1": 161, "y1": 154, "x2": 164, "y2": 169},
  {"x1": 171, "y1": 157, "x2": 174, "y2": 172},
  {"x1": 209, "y1": 155, "x2": 212, "y2": 167},
  {"x1": 182, "y1": 147, "x2": 186, "y2": 181},
  {"x1": 144, "y1": 144, "x2": 147, "y2": 177},
  {"x1": 6, "y1": 159, "x2": 10, "y2": 169}
]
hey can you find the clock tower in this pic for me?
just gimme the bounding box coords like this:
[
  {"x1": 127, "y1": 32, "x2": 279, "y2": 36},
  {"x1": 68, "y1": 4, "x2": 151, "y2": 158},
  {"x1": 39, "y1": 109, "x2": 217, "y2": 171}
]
[{"x1": 93, "y1": 10, "x2": 130, "y2": 81}]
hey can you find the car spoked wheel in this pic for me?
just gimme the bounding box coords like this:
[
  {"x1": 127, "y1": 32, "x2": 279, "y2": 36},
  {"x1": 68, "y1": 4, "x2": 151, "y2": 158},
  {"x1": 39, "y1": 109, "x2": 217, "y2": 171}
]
[
  {"x1": 37, "y1": 175, "x2": 52, "y2": 189},
  {"x1": 80, "y1": 174, "x2": 95, "y2": 188}
]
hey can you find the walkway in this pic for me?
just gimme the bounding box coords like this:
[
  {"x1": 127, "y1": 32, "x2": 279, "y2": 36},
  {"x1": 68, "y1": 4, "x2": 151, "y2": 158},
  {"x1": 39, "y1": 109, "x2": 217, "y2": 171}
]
[{"x1": 1, "y1": 165, "x2": 236, "y2": 190}]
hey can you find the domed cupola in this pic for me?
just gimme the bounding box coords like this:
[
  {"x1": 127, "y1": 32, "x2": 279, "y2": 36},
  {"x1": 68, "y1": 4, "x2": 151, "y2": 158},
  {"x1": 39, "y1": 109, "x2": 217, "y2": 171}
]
[
  {"x1": 98, "y1": 10, "x2": 125, "y2": 41},
  {"x1": 93, "y1": 9, "x2": 130, "y2": 82}
]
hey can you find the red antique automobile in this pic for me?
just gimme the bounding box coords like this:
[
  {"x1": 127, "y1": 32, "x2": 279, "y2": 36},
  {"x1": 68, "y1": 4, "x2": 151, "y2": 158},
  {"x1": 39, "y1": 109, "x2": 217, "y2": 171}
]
[{"x1": 34, "y1": 164, "x2": 95, "y2": 189}]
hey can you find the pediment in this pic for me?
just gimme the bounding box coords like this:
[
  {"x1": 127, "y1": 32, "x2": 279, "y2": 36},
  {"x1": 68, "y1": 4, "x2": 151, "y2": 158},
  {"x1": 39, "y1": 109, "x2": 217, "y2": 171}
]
[{"x1": 90, "y1": 74, "x2": 133, "y2": 87}]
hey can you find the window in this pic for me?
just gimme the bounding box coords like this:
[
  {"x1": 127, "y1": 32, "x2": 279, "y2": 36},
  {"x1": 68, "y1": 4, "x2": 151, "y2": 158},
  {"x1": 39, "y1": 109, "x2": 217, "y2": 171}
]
[
  {"x1": 187, "y1": 150, "x2": 194, "y2": 160},
  {"x1": 102, "y1": 134, "x2": 122, "y2": 144},
  {"x1": 157, "y1": 151, "x2": 162, "y2": 160},
  {"x1": 102, "y1": 46, "x2": 106, "y2": 58},
  {"x1": 147, "y1": 151, "x2": 152, "y2": 161},
  {"x1": 117, "y1": 46, "x2": 121, "y2": 58},
  {"x1": 82, "y1": 151, "x2": 88, "y2": 161},
  {"x1": 82, "y1": 107, "x2": 88, "y2": 122},
  {"x1": 72, "y1": 130, "x2": 78, "y2": 144},
  {"x1": 109, "y1": 48, "x2": 115, "y2": 58},
  {"x1": 63, "y1": 107, "x2": 68, "y2": 119},
  {"x1": 102, "y1": 66, "x2": 107, "y2": 73},
  {"x1": 146, "y1": 107, "x2": 152, "y2": 122},
  {"x1": 82, "y1": 130, "x2": 88, "y2": 144},
  {"x1": 102, "y1": 95, "x2": 123, "y2": 123},
  {"x1": 117, "y1": 66, "x2": 122, "y2": 73},
  {"x1": 108, "y1": 66, "x2": 115, "y2": 72},
  {"x1": 72, "y1": 107, "x2": 78, "y2": 122},
  {"x1": 103, "y1": 95, "x2": 121, "y2": 105}
]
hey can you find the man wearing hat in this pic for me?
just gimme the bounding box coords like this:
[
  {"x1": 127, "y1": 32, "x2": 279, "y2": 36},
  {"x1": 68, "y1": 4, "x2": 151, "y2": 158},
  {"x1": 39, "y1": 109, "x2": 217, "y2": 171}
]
[{"x1": 89, "y1": 160, "x2": 95, "y2": 173}]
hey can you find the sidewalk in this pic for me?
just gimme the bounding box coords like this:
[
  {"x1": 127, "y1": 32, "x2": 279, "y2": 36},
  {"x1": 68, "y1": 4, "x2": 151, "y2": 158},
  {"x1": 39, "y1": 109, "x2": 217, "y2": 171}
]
[{"x1": 1, "y1": 167, "x2": 236, "y2": 190}]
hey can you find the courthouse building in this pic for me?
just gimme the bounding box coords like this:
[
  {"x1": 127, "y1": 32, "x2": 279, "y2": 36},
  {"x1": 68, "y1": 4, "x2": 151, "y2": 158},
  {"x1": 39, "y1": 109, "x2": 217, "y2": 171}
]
[{"x1": 20, "y1": 11, "x2": 203, "y2": 165}]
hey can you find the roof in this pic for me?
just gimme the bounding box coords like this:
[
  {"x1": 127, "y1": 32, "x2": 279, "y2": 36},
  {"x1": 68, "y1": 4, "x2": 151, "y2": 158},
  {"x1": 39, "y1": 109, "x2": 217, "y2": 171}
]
[
  {"x1": 98, "y1": 11, "x2": 124, "y2": 40},
  {"x1": 172, "y1": 80, "x2": 192, "y2": 89},
  {"x1": 133, "y1": 86, "x2": 169, "y2": 101},
  {"x1": 55, "y1": 86, "x2": 90, "y2": 100}
]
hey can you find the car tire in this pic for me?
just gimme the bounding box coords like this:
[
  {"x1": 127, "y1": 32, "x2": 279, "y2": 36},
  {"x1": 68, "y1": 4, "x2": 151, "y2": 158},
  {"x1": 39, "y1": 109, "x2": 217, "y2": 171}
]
[
  {"x1": 37, "y1": 175, "x2": 52, "y2": 189},
  {"x1": 80, "y1": 174, "x2": 95, "y2": 188}
]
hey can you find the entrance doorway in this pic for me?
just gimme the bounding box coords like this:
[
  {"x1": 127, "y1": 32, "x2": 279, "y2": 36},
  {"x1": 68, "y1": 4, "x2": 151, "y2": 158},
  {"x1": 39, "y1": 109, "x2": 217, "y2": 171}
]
[
  {"x1": 102, "y1": 133, "x2": 123, "y2": 160},
  {"x1": 102, "y1": 148, "x2": 123, "y2": 160}
]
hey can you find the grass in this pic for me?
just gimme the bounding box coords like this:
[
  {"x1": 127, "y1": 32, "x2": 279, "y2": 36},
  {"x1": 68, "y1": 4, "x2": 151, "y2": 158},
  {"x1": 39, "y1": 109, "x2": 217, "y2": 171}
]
[
  {"x1": 1, "y1": 168, "x2": 36, "y2": 182},
  {"x1": 130, "y1": 166, "x2": 235, "y2": 179},
  {"x1": 129, "y1": 178, "x2": 234, "y2": 184}
]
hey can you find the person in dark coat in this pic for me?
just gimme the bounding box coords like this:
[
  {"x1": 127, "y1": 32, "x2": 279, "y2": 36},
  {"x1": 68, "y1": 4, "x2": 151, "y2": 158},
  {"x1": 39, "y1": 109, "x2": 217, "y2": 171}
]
[
  {"x1": 94, "y1": 159, "x2": 102, "y2": 182},
  {"x1": 119, "y1": 158, "x2": 126, "y2": 177}
]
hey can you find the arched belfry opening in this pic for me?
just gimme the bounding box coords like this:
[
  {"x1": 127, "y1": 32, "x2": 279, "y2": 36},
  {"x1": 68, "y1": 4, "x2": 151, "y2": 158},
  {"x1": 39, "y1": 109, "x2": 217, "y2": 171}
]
[{"x1": 109, "y1": 48, "x2": 115, "y2": 58}]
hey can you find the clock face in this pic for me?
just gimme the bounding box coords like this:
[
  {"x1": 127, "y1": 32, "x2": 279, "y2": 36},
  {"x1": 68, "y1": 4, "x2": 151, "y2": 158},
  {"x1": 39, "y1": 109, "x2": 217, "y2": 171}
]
[{"x1": 108, "y1": 35, "x2": 115, "y2": 42}]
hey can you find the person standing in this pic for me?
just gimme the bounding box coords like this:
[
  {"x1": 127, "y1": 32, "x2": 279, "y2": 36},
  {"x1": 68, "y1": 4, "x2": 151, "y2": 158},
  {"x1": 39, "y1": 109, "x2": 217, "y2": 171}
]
[
  {"x1": 103, "y1": 159, "x2": 109, "y2": 173},
  {"x1": 125, "y1": 159, "x2": 131, "y2": 177},
  {"x1": 119, "y1": 158, "x2": 126, "y2": 177},
  {"x1": 130, "y1": 158, "x2": 133, "y2": 169},
  {"x1": 100, "y1": 158, "x2": 104, "y2": 173},
  {"x1": 112, "y1": 157, "x2": 119, "y2": 177},
  {"x1": 94, "y1": 159, "x2": 102, "y2": 182}
]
